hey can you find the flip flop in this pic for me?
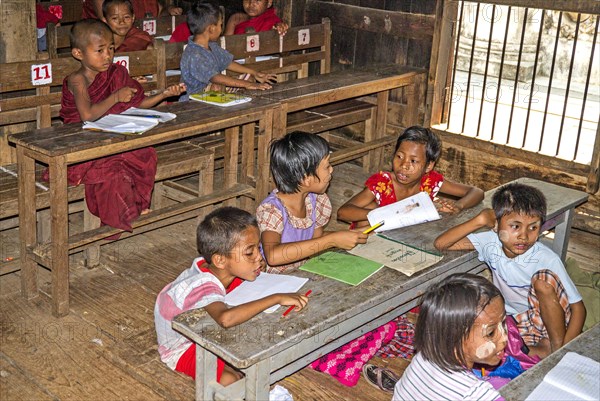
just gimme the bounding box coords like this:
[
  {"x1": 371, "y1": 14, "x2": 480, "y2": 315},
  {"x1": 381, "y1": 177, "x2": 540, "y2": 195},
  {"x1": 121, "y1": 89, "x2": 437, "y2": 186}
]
[{"x1": 362, "y1": 363, "x2": 399, "y2": 393}]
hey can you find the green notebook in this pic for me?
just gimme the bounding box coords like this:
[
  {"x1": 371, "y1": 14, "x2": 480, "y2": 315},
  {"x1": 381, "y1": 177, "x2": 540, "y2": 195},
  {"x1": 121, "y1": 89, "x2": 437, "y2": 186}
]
[
  {"x1": 189, "y1": 91, "x2": 252, "y2": 107},
  {"x1": 300, "y1": 252, "x2": 383, "y2": 286}
]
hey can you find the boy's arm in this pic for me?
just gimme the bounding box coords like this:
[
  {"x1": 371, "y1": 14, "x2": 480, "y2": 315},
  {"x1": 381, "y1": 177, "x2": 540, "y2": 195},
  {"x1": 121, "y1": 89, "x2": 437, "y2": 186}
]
[
  {"x1": 564, "y1": 300, "x2": 586, "y2": 344},
  {"x1": 438, "y1": 179, "x2": 485, "y2": 213},
  {"x1": 225, "y1": 62, "x2": 277, "y2": 84},
  {"x1": 203, "y1": 293, "x2": 308, "y2": 328},
  {"x1": 138, "y1": 83, "x2": 186, "y2": 108},
  {"x1": 434, "y1": 208, "x2": 496, "y2": 251},
  {"x1": 336, "y1": 187, "x2": 377, "y2": 224},
  {"x1": 69, "y1": 74, "x2": 137, "y2": 122},
  {"x1": 224, "y1": 12, "x2": 250, "y2": 36},
  {"x1": 261, "y1": 229, "x2": 367, "y2": 267}
]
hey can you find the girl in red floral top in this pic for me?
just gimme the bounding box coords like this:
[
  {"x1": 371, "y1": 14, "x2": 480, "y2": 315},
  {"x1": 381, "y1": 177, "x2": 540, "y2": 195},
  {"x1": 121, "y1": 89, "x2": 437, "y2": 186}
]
[{"x1": 337, "y1": 126, "x2": 484, "y2": 229}]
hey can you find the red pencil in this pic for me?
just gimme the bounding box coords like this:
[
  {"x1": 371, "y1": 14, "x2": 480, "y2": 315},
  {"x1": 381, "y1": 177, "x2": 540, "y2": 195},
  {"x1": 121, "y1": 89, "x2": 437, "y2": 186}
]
[{"x1": 282, "y1": 290, "x2": 312, "y2": 317}]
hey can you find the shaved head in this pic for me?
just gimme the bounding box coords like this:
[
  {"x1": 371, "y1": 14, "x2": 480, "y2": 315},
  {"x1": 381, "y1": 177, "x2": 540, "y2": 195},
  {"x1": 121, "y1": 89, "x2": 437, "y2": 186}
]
[{"x1": 70, "y1": 19, "x2": 113, "y2": 49}]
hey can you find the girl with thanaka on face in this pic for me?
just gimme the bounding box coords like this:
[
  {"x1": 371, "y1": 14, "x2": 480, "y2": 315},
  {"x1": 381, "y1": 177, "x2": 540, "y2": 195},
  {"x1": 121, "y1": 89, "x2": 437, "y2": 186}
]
[
  {"x1": 337, "y1": 126, "x2": 484, "y2": 229},
  {"x1": 257, "y1": 132, "x2": 368, "y2": 273},
  {"x1": 393, "y1": 273, "x2": 507, "y2": 401},
  {"x1": 434, "y1": 183, "x2": 585, "y2": 358}
]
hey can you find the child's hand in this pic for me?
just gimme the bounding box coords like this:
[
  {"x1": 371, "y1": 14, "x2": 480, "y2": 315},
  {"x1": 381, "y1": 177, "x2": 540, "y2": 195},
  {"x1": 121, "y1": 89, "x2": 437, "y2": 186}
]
[
  {"x1": 278, "y1": 293, "x2": 309, "y2": 312},
  {"x1": 254, "y1": 72, "x2": 277, "y2": 85},
  {"x1": 331, "y1": 230, "x2": 368, "y2": 250},
  {"x1": 477, "y1": 208, "x2": 497, "y2": 230},
  {"x1": 115, "y1": 87, "x2": 137, "y2": 103},
  {"x1": 273, "y1": 22, "x2": 289, "y2": 36},
  {"x1": 163, "y1": 83, "x2": 186, "y2": 97},
  {"x1": 247, "y1": 82, "x2": 272, "y2": 90},
  {"x1": 434, "y1": 198, "x2": 463, "y2": 214}
]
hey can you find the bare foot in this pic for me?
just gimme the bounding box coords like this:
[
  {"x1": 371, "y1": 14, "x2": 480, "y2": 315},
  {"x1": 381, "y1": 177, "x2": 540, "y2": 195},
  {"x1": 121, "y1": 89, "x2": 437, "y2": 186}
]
[{"x1": 141, "y1": 209, "x2": 151, "y2": 215}]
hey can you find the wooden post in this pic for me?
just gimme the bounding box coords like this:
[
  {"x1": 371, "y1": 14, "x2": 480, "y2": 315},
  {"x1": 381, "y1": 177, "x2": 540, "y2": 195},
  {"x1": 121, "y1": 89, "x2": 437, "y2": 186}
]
[
  {"x1": 426, "y1": 0, "x2": 458, "y2": 127},
  {"x1": 0, "y1": 0, "x2": 37, "y2": 63}
]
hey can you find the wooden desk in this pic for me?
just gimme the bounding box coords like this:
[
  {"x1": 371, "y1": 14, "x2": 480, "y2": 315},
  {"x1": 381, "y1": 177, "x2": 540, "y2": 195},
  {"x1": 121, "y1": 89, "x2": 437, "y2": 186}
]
[
  {"x1": 500, "y1": 323, "x2": 600, "y2": 400},
  {"x1": 173, "y1": 179, "x2": 586, "y2": 401},
  {"x1": 250, "y1": 65, "x2": 426, "y2": 176},
  {"x1": 8, "y1": 98, "x2": 275, "y2": 317}
]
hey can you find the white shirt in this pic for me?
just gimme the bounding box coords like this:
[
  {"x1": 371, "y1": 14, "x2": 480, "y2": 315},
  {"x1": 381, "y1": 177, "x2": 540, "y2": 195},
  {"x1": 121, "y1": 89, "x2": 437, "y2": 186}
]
[
  {"x1": 393, "y1": 352, "x2": 502, "y2": 401},
  {"x1": 467, "y1": 231, "x2": 581, "y2": 315}
]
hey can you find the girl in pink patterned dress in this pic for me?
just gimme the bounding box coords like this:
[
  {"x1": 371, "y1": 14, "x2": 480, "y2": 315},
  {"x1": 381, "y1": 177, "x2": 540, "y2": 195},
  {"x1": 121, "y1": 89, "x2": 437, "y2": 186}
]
[{"x1": 337, "y1": 126, "x2": 484, "y2": 229}]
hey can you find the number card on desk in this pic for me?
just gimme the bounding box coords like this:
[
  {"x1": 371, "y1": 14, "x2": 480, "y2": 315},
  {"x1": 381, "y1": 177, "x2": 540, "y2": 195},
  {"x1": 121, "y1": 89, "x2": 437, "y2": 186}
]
[
  {"x1": 142, "y1": 19, "x2": 156, "y2": 35},
  {"x1": 298, "y1": 29, "x2": 310, "y2": 46},
  {"x1": 246, "y1": 35, "x2": 259, "y2": 52},
  {"x1": 31, "y1": 63, "x2": 52, "y2": 85},
  {"x1": 113, "y1": 56, "x2": 130, "y2": 72}
]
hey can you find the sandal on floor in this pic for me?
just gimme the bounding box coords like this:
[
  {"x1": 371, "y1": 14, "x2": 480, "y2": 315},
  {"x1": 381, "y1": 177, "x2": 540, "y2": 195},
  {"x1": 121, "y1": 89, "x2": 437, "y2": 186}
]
[{"x1": 362, "y1": 363, "x2": 399, "y2": 393}]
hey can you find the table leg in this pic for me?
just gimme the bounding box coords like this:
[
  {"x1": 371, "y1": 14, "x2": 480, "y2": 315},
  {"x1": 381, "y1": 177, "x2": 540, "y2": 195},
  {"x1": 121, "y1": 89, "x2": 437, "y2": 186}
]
[
  {"x1": 17, "y1": 147, "x2": 38, "y2": 300},
  {"x1": 369, "y1": 90, "x2": 389, "y2": 171},
  {"x1": 196, "y1": 344, "x2": 218, "y2": 401},
  {"x1": 49, "y1": 155, "x2": 70, "y2": 317},
  {"x1": 552, "y1": 209, "x2": 574, "y2": 262},
  {"x1": 272, "y1": 104, "x2": 287, "y2": 140},
  {"x1": 255, "y1": 109, "x2": 273, "y2": 209},
  {"x1": 240, "y1": 122, "x2": 256, "y2": 211},
  {"x1": 224, "y1": 126, "x2": 239, "y2": 207},
  {"x1": 244, "y1": 359, "x2": 271, "y2": 401}
]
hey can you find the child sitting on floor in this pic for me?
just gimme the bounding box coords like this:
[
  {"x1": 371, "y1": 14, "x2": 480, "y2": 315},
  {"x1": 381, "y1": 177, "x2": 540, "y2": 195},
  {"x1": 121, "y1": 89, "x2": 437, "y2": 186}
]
[
  {"x1": 154, "y1": 207, "x2": 308, "y2": 384},
  {"x1": 179, "y1": 2, "x2": 276, "y2": 99},
  {"x1": 57, "y1": 19, "x2": 185, "y2": 231},
  {"x1": 102, "y1": 0, "x2": 153, "y2": 52},
  {"x1": 434, "y1": 183, "x2": 586, "y2": 358},
  {"x1": 337, "y1": 126, "x2": 484, "y2": 228},
  {"x1": 257, "y1": 131, "x2": 368, "y2": 273},
  {"x1": 170, "y1": 0, "x2": 287, "y2": 43},
  {"x1": 393, "y1": 273, "x2": 507, "y2": 400}
]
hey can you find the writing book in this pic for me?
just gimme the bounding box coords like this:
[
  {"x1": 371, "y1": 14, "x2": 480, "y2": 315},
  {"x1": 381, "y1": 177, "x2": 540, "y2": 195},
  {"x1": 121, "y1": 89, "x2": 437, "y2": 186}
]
[
  {"x1": 349, "y1": 234, "x2": 442, "y2": 277},
  {"x1": 190, "y1": 91, "x2": 252, "y2": 107},
  {"x1": 83, "y1": 114, "x2": 159, "y2": 134},
  {"x1": 299, "y1": 252, "x2": 383, "y2": 286},
  {"x1": 224, "y1": 272, "x2": 308, "y2": 313},
  {"x1": 121, "y1": 107, "x2": 177, "y2": 122},
  {"x1": 526, "y1": 352, "x2": 600, "y2": 401},
  {"x1": 366, "y1": 191, "x2": 440, "y2": 233}
]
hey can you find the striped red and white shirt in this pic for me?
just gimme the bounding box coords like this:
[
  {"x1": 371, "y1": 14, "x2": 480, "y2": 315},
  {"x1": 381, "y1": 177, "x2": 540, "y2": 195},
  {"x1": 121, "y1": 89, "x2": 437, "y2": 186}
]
[
  {"x1": 393, "y1": 352, "x2": 503, "y2": 401},
  {"x1": 154, "y1": 257, "x2": 238, "y2": 369}
]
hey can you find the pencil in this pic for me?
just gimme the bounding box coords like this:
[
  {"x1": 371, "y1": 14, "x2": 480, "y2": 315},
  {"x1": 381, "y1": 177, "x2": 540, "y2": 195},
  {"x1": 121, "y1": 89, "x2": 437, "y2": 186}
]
[
  {"x1": 481, "y1": 368, "x2": 485, "y2": 377},
  {"x1": 362, "y1": 220, "x2": 384, "y2": 234},
  {"x1": 282, "y1": 290, "x2": 312, "y2": 317}
]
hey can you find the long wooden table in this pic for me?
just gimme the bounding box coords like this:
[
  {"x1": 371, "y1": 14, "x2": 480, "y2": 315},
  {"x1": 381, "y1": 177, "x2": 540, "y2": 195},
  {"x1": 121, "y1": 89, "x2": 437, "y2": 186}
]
[
  {"x1": 8, "y1": 98, "x2": 276, "y2": 317},
  {"x1": 249, "y1": 65, "x2": 426, "y2": 173},
  {"x1": 500, "y1": 323, "x2": 600, "y2": 400},
  {"x1": 172, "y1": 179, "x2": 587, "y2": 401}
]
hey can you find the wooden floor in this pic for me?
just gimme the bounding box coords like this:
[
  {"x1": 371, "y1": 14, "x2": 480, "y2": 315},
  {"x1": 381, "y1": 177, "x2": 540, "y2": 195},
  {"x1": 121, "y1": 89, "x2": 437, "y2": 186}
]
[{"x1": 1, "y1": 163, "x2": 598, "y2": 401}]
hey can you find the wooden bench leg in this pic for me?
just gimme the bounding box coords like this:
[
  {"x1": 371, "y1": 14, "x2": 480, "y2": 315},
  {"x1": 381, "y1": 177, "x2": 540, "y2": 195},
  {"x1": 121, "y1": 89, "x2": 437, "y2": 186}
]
[
  {"x1": 196, "y1": 344, "x2": 218, "y2": 401},
  {"x1": 197, "y1": 149, "x2": 215, "y2": 220},
  {"x1": 151, "y1": 182, "x2": 165, "y2": 209},
  {"x1": 244, "y1": 359, "x2": 270, "y2": 401},
  {"x1": 36, "y1": 209, "x2": 51, "y2": 244},
  {"x1": 240, "y1": 123, "x2": 255, "y2": 212},
  {"x1": 83, "y1": 201, "x2": 101, "y2": 268},
  {"x1": 224, "y1": 126, "x2": 240, "y2": 208}
]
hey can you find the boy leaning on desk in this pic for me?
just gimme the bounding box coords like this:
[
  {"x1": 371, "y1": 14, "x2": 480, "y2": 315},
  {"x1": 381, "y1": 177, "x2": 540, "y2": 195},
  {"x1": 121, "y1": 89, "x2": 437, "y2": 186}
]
[
  {"x1": 154, "y1": 207, "x2": 309, "y2": 385},
  {"x1": 48, "y1": 19, "x2": 185, "y2": 233}
]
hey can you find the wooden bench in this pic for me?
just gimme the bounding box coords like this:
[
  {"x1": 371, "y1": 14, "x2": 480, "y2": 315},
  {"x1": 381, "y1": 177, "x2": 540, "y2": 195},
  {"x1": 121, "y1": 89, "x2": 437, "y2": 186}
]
[{"x1": 0, "y1": 43, "x2": 212, "y2": 274}]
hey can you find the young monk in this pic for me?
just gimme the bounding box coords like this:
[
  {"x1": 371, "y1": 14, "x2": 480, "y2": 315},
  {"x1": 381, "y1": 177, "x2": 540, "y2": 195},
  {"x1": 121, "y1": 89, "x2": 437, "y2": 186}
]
[
  {"x1": 57, "y1": 19, "x2": 185, "y2": 232},
  {"x1": 102, "y1": 0, "x2": 152, "y2": 52}
]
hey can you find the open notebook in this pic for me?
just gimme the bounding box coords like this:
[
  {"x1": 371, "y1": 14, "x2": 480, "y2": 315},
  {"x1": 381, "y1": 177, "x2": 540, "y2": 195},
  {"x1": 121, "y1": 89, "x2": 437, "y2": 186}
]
[
  {"x1": 83, "y1": 108, "x2": 176, "y2": 134},
  {"x1": 526, "y1": 352, "x2": 600, "y2": 401},
  {"x1": 366, "y1": 191, "x2": 440, "y2": 233},
  {"x1": 224, "y1": 272, "x2": 308, "y2": 313}
]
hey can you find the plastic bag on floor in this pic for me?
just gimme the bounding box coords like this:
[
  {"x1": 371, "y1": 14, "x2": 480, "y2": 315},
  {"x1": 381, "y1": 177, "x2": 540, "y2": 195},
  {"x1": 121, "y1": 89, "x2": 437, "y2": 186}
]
[{"x1": 270, "y1": 385, "x2": 293, "y2": 401}]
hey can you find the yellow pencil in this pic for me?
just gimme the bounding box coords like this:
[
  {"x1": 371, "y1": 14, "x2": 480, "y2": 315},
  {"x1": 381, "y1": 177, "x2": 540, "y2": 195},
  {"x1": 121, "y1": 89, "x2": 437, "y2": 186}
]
[{"x1": 362, "y1": 220, "x2": 384, "y2": 234}]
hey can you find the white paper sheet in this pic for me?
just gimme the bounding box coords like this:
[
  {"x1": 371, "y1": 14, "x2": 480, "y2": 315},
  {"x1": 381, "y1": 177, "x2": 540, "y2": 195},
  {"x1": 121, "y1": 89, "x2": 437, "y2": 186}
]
[
  {"x1": 526, "y1": 352, "x2": 600, "y2": 401},
  {"x1": 121, "y1": 107, "x2": 177, "y2": 122},
  {"x1": 83, "y1": 114, "x2": 159, "y2": 134},
  {"x1": 224, "y1": 273, "x2": 309, "y2": 313},
  {"x1": 366, "y1": 191, "x2": 440, "y2": 233}
]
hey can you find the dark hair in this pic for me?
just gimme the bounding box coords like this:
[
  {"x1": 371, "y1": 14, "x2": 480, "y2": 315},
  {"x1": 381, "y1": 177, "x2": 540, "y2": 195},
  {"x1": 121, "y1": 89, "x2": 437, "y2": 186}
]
[
  {"x1": 394, "y1": 126, "x2": 441, "y2": 165},
  {"x1": 102, "y1": 0, "x2": 134, "y2": 18},
  {"x1": 269, "y1": 132, "x2": 331, "y2": 194},
  {"x1": 415, "y1": 273, "x2": 503, "y2": 372},
  {"x1": 70, "y1": 19, "x2": 113, "y2": 49},
  {"x1": 196, "y1": 207, "x2": 258, "y2": 264},
  {"x1": 492, "y1": 183, "x2": 546, "y2": 224},
  {"x1": 187, "y1": 1, "x2": 222, "y2": 36}
]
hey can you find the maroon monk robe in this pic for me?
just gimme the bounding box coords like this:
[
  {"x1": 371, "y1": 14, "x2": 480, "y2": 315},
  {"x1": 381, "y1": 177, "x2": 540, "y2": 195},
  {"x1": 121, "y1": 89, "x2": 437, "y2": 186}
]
[
  {"x1": 116, "y1": 26, "x2": 153, "y2": 52},
  {"x1": 56, "y1": 63, "x2": 157, "y2": 233}
]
